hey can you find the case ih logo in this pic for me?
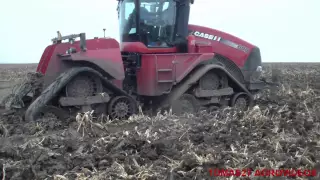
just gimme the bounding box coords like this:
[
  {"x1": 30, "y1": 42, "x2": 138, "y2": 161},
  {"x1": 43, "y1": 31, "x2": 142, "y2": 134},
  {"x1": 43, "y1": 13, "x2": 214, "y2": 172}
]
[{"x1": 193, "y1": 31, "x2": 221, "y2": 41}]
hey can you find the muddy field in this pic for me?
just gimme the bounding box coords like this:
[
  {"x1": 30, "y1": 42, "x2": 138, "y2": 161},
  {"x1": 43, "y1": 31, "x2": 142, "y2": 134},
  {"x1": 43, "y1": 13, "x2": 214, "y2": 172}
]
[{"x1": 1, "y1": 63, "x2": 320, "y2": 180}]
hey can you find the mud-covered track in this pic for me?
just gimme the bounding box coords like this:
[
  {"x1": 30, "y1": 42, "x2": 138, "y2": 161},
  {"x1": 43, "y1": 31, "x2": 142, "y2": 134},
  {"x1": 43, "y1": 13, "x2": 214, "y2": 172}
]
[{"x1": 25, "y1": 67, "x2": 136, "y2": 122}]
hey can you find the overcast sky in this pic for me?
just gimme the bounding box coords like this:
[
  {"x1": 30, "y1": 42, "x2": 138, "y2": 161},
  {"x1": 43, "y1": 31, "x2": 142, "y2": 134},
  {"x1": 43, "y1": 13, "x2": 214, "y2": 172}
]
[{"x1": 0, "y1": 0, "x2": 319, "y2": 63}]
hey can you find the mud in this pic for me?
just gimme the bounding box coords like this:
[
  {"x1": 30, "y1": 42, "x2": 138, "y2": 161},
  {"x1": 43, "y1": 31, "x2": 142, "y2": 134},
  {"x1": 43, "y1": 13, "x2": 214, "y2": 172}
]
[
  {"x1": 0, "y1": 64, "x2": 37, "y2": 103},
  {"x1": 1, "y1": 63, "x2": 320, "y2": 180}
]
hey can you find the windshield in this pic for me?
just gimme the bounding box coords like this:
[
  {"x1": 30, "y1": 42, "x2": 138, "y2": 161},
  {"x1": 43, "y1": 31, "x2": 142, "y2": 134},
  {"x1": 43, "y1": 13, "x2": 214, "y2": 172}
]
[{"x1": 118, "y1": 0, "x2": 176, "y2": 47}]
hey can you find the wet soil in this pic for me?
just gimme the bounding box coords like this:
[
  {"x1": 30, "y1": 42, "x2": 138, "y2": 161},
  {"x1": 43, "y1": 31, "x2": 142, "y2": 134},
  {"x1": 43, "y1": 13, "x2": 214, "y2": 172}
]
[{"x1": 1, "y1": 63, "x2": 320, "y2": 180}]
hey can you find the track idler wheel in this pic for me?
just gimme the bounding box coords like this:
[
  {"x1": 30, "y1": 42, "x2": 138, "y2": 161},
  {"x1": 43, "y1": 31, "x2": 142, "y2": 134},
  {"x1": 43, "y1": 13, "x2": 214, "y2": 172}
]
[
  {"x1": 230, "y1": 92, "x2": 252, "y2": 111},
  {"x1": 171, "y1": 94, "x2": 199, "y2": 115},
  {"x1": 199, "y1": 71, "x2": 228, "y2": 90},
  {"x1": 107, "y1": 96, "x2": 137, "y2": 120},
  {"x1": 65, "y1": 72, "x2": 103, "y2": 97}
]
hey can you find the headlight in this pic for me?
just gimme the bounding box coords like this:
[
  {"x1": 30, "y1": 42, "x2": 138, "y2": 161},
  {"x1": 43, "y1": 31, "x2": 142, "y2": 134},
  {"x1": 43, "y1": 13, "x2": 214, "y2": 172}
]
[{"x1": 256, "y1": 66, "x2": 262, "y2": 72}]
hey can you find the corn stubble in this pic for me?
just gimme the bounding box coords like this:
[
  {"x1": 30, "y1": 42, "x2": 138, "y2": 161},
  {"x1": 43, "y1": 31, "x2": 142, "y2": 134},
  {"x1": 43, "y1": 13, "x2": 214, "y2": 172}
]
[{"x1": 1, "y1": 63, "x2": 320, "y2": 180}]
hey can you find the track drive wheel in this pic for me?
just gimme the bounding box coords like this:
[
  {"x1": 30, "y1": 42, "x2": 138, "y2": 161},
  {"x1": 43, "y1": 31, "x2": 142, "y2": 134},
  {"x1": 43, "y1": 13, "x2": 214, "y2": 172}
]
[
  {"x1": 230, "y1": 92, "x2": 251, "y2": 111},
  {"x1": 171, "y1": 94, "x2": 199, "y2": 115},
  {"x1": 107, "y1": 96, "x2": 137, "y2": 120}
]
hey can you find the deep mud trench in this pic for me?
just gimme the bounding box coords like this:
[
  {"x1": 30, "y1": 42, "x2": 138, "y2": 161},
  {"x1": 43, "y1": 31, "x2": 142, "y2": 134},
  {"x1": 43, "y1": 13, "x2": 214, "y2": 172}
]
[{"x1": 1, "y1": 63, "x2": 320, "y2": 180}]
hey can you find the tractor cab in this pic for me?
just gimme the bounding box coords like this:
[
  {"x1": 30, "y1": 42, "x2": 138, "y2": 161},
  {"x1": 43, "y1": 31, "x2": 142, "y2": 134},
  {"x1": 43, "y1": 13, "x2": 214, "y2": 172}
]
[{"x1": 117, "y1": 0, "x2": 194, "y2": 53}]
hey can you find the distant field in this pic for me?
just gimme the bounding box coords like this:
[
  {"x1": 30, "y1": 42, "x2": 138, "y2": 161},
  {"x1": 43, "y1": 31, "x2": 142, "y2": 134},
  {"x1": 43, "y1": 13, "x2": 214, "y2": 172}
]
[
  {"x1": 0, "y1": 62, "x2": 319, "y2": 104},
  {"x1": 0, "y1": 63, "x2": 38, "y2": 68},
  {"x1": 0, "y1": 62, "x2": 319, "y2": 81},
  {"x1": 0, "y1": 64, "x2": 38, "y2": 102}
]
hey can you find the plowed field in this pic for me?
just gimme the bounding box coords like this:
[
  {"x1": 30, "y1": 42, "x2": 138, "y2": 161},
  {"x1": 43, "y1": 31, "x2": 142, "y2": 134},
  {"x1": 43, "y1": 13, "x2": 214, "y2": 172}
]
[{"x1": 1, "y1": 63, "x2": 320, "y2": 180}]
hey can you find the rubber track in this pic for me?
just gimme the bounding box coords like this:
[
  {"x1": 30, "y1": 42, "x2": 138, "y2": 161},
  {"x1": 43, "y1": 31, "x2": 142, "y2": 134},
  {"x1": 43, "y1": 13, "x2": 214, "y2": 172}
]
[
  {"x1": 160, "y1": 64, "x2": 253, "y2": 108},
  {"x1": 25, "y1": 67, "x2": 134, "y2": 122}
]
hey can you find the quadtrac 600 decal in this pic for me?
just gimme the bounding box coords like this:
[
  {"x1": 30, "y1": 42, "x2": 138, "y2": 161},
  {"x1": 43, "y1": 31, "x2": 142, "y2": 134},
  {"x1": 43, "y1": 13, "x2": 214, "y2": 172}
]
[{"x1": 192, "y1": 31, "x2": 249, "y2": 53}]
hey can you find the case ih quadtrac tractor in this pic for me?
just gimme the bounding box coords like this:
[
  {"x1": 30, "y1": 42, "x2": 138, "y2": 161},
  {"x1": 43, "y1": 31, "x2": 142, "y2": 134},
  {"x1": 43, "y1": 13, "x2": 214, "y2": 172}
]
[{"x1": 1, "y1": 0, "x2": 267, "y2": 121}]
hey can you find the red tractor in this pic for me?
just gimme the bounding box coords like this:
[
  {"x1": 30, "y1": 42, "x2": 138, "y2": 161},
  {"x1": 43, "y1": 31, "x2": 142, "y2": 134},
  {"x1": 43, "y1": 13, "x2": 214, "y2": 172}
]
[{"x1": 2, "y1": 0, "x2": 267, "y2": 121}]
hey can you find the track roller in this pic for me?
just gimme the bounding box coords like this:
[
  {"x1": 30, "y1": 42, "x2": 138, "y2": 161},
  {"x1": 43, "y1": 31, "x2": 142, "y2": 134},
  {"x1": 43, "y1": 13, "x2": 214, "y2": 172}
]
[
  {"x1": 37, "y1": 105, "x2": 69, "y2": 121},
  {"x1": 107, "y1": 96, "x2": 137, "y2": 120},
  {"x1": 230, "y1": 92, "x2": 252, "y2": 111},
  {"x1": 171, "y1": 94, "x2": 199, "y2": 115},
  {"x1": 207, "y1": 105, "x2": 220, "y2": 114}
]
